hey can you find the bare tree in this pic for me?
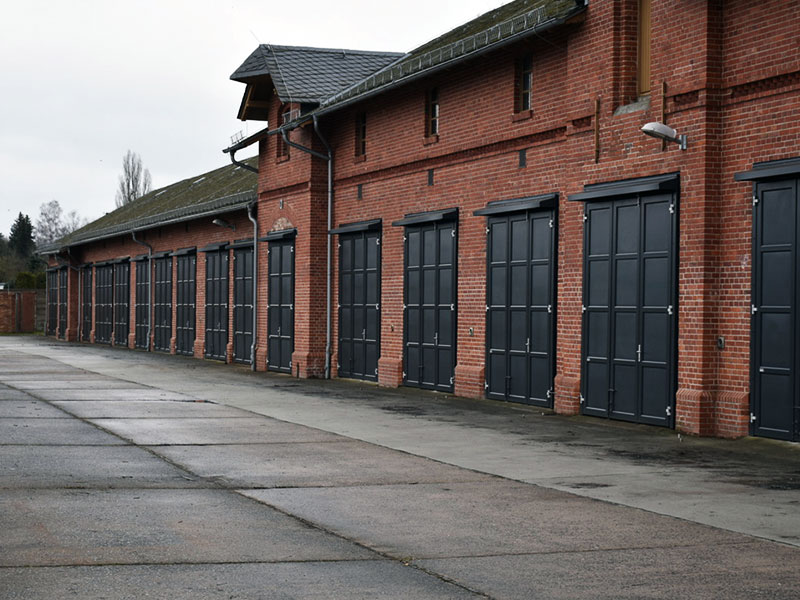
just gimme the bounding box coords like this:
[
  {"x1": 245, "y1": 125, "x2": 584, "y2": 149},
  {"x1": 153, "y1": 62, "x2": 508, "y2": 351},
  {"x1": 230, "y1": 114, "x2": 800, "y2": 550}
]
[
  {"x1": 115, "y1": 150, "x2": 152, "y2": 207},
  {"x1": 34, "y1": 200, "x2": 87, "y2": 245}
]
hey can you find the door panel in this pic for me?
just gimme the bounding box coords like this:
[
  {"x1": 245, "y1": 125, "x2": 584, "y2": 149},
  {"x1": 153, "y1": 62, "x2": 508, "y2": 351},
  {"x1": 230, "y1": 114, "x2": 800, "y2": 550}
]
[
  {"x1": 135, "y1": 261, "x2": 149, "y2": 349},
  {"x1": 485, "y1": 210, "x2": 555, "y2": 406},
  {"x1": 233, "y1": 247, "x2": 253, "y2": 363},
  {"x1": 153, "y1": 257, "x2": 172, "y2": 352},
  {"x1": 205, "y1": 250, "x2": 229, "y2": 361},
  {"x1": 47, "y1": 271, "x2": 58, "y2": 336},
  {"x1": 58, "y1": 268, "x2": 67, "y2": 338},
  {"x1": 82, "y1": 267, "x2": 92, "y2": 342},
  {"x1": 175, "y1": 254, "x2": 196, "y2": 356},
  {"x1": 581, "y1": 193, "x2": 676, "y2": 426},
  {"x1": 95, "y1": 265, "x2": 114, "y2": 344},
  {"x1": 752, "y1": 179, "x2": 798, "y2": 440},
  {"x1": 113, "y1": 262, "x2": 130, "y2": 346},
  {"x1": 338, "y1": 230, "x2": 381, "y2": 381},
  {"x1": 268, "y1": 239, "x2": 294, "y2": 373},
  {"x1": 404, "y1": 220, "x2": 456, "y2": 392}
]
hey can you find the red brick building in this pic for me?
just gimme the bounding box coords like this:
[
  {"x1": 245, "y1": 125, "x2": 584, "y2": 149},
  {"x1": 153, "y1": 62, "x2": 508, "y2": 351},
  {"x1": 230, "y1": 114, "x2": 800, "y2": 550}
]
[{"x1": 44, "y1": 0, "x2": 800, "y2": 442}]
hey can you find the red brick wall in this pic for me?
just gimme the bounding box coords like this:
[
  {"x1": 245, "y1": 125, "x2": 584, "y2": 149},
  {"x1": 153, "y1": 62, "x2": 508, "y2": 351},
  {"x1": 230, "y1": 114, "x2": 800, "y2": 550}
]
[
  {"x1": 0, "y1": 291, "x2": 36, "y2": 333},
  {"x1": 46, "y1": 0, "x2": 800, "y2": 438}
]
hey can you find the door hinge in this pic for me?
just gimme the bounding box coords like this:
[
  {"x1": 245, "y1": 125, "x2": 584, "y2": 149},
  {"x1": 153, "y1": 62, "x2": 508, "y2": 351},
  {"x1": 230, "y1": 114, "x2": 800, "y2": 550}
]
[
  {"x1": 290, "y1": 304, "x2": 294, "y2": 310},
  {"x1": 579, "y1": 394, "x2": 585, "y2": 404},
  {"x1": 547, "y1": 304, "x2": 553, "y2": 314},
  {"x1": 288, "y1": 360, "x2": 292, "y2": 367},
  {"x1": 546, "y1": 388, "x2": 553, "y2": 399},
  {"x1": 751, "y1": 305, "x2": 758, "y2": 314},
  {"x1": 403, "y1": 303, "x2": 407, "y2": 310},
  {"x1": 290, "y1": 246, "x2": 294, "y2": 253},
  {"x1": 337, "y1": 242, "x2": 341, "y2": 249},
  {"x1": 484, "y1": 380, "x2": 489, "y2": 390},
  {"x1": 450, "y1": 303, "x2": 455, "y2": 311},
  {"x1": 402, "y1": 371, "x2": 407, "y2": 378},
  {"x1": 582, "y1": 304, "x2": 586, "y2": 313},
  {"x1": 549, "y1": 218, "x2": 554, "y2": 228},
  {"x1": 336, "y1": 362, "x2": 340, "y2": 369},
  {"x1": 485, "y1": 227, "x2": 490, "y2": 234},
  {"x1": 486, "y1": 305, "x2": 490, "y2": 312},
  {"x1": 375, "y1": 303, "x2": 380, "y2": 310},
  {"x1": 403, "y1": 235, "x2": 407, "y2": 242},
  {"x1": 666, "y1": 406, "x2": 672, "y2": 417},
  {"x1": 450, "y1": 376, "x2": 455, "y2": 385},
  {"x1": 750, "y1": 412, "x2": 757, "y2": 423},
  {"x1": 667, "y1": 305, "x2": 673, "y2": 316},
  {"x1": 752, "y1": 195, "x2": 759, "y2": 206},
  {"x1": 582, "y1": 213, "x2": 588, "y2": 222},
  {"x1": 451, "y1": 230, "x2": 456, "y2": 238},
  {"x1": 669, "y1": 203, "x2": 675, "y2": 215},
  {"x1": 337, "y1": 303, "x2": 341, "y2": 309},
  {"x1": 376, "y1": 238, "x2": 380, "y2": 246}
]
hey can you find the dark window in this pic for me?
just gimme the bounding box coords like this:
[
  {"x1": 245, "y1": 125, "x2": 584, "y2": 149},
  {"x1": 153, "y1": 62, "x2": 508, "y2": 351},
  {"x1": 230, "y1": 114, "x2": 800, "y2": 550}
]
[
  {"x1": 355, "y1": 112, "x2": 367, "y2": 157},
  {"x1": 276, "y1": 105, "x2": 291, "y2": 159},
  {"x1": 425, "y1": 88, "x2": 439, "y2": 137},
  {"x1": 637, "y1": 0, "x2": 651, "y2": 96},
  {"x1": 516, "y1": 55, "x2": 533, "y2": 112}
]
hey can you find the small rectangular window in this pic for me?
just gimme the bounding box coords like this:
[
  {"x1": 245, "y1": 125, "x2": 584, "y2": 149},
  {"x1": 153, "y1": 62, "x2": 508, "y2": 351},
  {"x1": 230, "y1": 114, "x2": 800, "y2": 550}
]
[
  {"x1": 277, "y1": 105, "x2": 291, "y2": 159},
  {"x1": 355, "y1": 112, "x2": 367, "y2": 157},
  {"x1": 425, "y1": 88, "x2": 439, "y2": 137},
  {"x1": 516, "y1": 56, "x2": 533, "y2": 112},
  {"x1": 637, "y1": 0, "x2": 651, "y2": 96}
]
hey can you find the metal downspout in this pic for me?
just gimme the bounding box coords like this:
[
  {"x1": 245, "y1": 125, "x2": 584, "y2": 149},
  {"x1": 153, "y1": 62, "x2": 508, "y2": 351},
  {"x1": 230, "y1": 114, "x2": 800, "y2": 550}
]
[
  {"x1": 131, "y1": 232, "x2": 153, "y2": 351},
  {"x1": 247, "y1": 202, "x2": 259, "y2": 371},
  {"x1": 229, "y1": 148, "x2": 259, "y2": 174},
  {"x1": 280, "y1": 119, "x2": 334, "y2": 379}
]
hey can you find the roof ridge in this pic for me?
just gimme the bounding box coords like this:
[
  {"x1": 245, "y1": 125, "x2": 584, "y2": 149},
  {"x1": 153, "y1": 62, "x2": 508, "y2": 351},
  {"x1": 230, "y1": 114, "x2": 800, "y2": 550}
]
[{"x1": 262, "y1": 44, "x2": 403, "y2": 56}]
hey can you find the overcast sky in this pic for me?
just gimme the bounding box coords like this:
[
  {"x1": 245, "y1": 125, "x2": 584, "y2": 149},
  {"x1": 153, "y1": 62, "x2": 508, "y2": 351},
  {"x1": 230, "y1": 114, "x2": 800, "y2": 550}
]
[{"x1": 0, "y1": 0, "x2": 506, "y2": 239}]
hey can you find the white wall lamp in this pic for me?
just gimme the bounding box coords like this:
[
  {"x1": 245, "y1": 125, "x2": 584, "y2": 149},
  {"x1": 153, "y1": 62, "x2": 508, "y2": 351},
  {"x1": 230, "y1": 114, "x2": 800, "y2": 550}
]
[
  {"x1": 212, "y1": 218, "x2": 235, "y2": 231},
  {"x1": 641, "y1": 122, "x2": 687, "y2": 150}
]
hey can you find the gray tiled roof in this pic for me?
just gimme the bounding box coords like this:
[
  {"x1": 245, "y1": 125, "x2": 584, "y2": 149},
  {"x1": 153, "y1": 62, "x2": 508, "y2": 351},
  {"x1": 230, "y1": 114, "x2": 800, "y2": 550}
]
[
  {"x1": 40, "y1": 158, "x2": 258, "y2": 254},
  {"x1": 231, "y1": 45, "x2": 403, "y2": 104},
  {"x1": 318, "y1": 0, "x2": 585, "y2": 112}
]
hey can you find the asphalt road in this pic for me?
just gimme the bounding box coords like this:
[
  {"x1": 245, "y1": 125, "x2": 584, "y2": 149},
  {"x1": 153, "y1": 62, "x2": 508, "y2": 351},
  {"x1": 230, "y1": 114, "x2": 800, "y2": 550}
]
[{"x1": 1, "y1": 336, "x2": 799, "y2": 599}]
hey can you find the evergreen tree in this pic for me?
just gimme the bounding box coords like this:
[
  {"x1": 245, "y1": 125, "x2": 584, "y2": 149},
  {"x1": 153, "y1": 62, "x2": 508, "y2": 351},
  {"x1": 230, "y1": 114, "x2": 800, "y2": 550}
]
[{"x1": 9, "y1": 213, "x2": 35, "y2": 258}]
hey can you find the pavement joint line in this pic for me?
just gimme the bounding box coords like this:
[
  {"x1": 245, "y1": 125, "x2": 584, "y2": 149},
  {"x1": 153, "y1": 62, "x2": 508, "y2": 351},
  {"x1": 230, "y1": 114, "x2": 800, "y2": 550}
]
[
  {"x1": 0, "y1": 557, "x2": 397, "y2": 570},
  {"x1": 404, "y1": 539, "x2": 769, "y2": 561},
  {"x1": 230, "y1": 488, "x2": 495, "y2": 600}
]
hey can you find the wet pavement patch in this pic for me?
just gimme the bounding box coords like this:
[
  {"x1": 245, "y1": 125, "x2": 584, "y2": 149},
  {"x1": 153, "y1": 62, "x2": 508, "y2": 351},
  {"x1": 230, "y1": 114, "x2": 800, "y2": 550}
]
[{"x1": 0, "y1": 489, "x2": 374, "y2": 567}]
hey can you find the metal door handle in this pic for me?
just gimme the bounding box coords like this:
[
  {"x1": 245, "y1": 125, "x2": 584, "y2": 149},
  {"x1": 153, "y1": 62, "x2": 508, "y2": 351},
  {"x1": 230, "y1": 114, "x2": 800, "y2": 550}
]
[
  {"x1": 637, "y1": 344, "x2": 642, "y2": 362},
  {"x1": 526, "y1": 337, "x2": 530, "y2": 353},
  {"x1": 362, "y1": 328, "x2": 366, "y2": 340},
  {"x1": 434, "y1": 332, "x2": 439, "y2": 345}
]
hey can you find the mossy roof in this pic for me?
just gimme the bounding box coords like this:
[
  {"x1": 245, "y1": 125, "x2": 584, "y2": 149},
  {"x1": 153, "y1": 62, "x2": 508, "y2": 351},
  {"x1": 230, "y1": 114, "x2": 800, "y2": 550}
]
[
  {"x1": 318, "y1": 0, "x2": 584, "y2": 111},
  {"x1": 41, "y1": 157, "x2": 257, "y2": 254}
]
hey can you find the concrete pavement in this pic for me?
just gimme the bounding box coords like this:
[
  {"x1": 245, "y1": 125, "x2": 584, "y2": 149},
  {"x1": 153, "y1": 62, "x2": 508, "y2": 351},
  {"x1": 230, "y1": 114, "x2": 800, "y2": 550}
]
[{"x1": 1, "y1": 335, "x2": 799, "y2": 598}]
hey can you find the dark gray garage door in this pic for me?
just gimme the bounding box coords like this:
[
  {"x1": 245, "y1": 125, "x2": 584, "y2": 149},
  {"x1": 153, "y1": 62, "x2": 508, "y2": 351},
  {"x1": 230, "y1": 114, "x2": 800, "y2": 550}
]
[
  {"x1": 134, "y1": 259, "x2": 149, "y2": 349},
  {"x1": 748, "y1": 171, "x2": 800, "y2": 440},
  {"x1": 113, "y1": 261, "x2": 130, "y2": 346},
  {"x1": 267, "y1": 233, "x2": 294, "y2": 373},
  {"x1": 153, "y1": 255, "x2": 172, "y2": 353},
  {"x1": 395, "y1": 209, "x2": 457, "y2": 393},
  {"x1": 58, "y1": 268, "x2": 67, "y2": 338},
  {"x1": 572, "y1": 175, "x2": 677, "y2": 427},
  {"x1": 476, "y1": 195, "x2": 556, "y2": 406},
  {"x1": 175, "y1": 252, "x2": 196, "y2": 356},
  {"x1": 232, "y1": 245, "x2": 253, "y2": 364},
  {"x1": 336, "y1": 222, "x2": 381, "y2": 382},
  {"x1": 205, "y1": 249, "x2": 229, "y2": 361},
  {"x1": 46, "y1": 270, "x2": 57, "y2": 336},
  {"x1": 81, "y1": 266, "x2": 92, "y2": 342},
  {"x1": 95, "y1": 264, "x2": 114, "y2": 344}
]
